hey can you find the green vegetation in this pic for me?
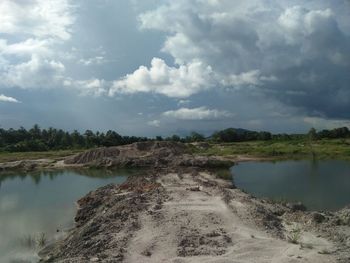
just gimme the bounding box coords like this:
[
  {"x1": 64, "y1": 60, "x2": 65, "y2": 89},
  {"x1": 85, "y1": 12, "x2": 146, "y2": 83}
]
[
  {"x1": 287, "y1": 227, "x2": 302, "y2": 244},
  {"x1": 0, "y1": 125, "x2": 150, "y2": 152},
  {"x1": 212, "y1": 168, "x2": 233, "y2": 180},
  {"x1": 0, "y1": 125, "x2": 349, "y2": 161},
  {"x1": 190, "y1": 139, "x2": 350, "y2": 160},
  {"x1": 36, "y1": 232, "x2": 47, "y2": 248},
  {"x1": 0, "y1": 149, "x2": 83, "y2": 163},
  {"x1": 18, "y1": 232, "x2": 47, "y2": 249}
]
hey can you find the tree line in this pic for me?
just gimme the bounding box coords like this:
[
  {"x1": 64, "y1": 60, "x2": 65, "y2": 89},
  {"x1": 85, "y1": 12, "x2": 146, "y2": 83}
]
[
  {"x1": 0, "y1": 125, "x2": 149, "y2": 152},
  {"x1": 0, "y1": 125, "x2": 349, "y2": 152}
]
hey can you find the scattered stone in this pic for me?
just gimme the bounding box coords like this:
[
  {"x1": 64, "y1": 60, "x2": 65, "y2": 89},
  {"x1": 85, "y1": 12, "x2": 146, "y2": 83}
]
[
  {"x1": 141, "y1": 250, "x2": 152, "y2": 257},
  {"x1": 186, "y1": 186, "x2": 202, "y2": 191}
]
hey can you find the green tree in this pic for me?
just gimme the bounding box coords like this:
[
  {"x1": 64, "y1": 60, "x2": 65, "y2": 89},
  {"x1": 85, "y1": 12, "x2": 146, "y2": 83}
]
[
  {"x1": 308, "y1": 128, "x2": 317, "y2": 141},
  {"x1": 212, "y1": 128, "x2": 238, "y2": 142}
]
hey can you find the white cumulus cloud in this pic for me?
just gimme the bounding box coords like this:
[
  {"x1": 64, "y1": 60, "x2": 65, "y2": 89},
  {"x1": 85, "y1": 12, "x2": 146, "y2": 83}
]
[
  {"x1": 147, "y1": 120, "x2": 161, "y2": 127},
  {"x1": 0, "y1": 0, "x2": 74, "y2": 40},
  {"x1": 0, "y1": 94, "x2": 20, "y2": 103},
  {"x1": 110, "y1": 58, "x2": 214, "y2": 98},
  {"x1": 2, "y1": 55, "x2": 65, "y2": 89},
  {"x1": 64, "y1": 78, "x2": 109, "y2": 97},
  {"x1": 0, "y1": 0, "x2": 74, "y2": 90},
  {"x1": 162, "y1": 107, "x2": 233, "y2": 120}
]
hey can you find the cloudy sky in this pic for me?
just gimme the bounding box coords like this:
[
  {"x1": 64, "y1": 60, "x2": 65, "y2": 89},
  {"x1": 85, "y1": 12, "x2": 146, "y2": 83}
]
[{"x1": 0, "y1": 0, "x2": 349, "y2": 136}]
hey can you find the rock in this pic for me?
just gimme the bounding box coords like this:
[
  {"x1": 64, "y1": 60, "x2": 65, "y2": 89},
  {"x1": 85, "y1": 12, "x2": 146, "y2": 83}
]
[{"x1": 186, "y1": 186, "x2": 202, "y2": 191}]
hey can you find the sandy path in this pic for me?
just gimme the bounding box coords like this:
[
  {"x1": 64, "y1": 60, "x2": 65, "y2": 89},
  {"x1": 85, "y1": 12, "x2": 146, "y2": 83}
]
[{"x1": 123, "y1": 172, "x2": 335, "y2": 263}]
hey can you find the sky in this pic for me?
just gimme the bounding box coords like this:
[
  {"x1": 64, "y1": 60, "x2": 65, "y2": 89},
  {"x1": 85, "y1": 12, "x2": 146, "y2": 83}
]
[{"x1": 0, "y1": 0, "x2": 349, "y2": 136}]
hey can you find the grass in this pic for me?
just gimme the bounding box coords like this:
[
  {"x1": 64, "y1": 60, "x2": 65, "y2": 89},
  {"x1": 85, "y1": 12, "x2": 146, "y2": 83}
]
[
  {"x1": 0, "y1": 149, "x2": 84, "y2": 163},
  {"x1": 19, "y1": 235, "x2": 36, "y2": 249},
  {"x1": 212, "y1": 168, "x2": 233, "y2": 180},
  {"x1": 190, "y1": 139, "x2": 350, "y2": 161},
  {"x1": 1, "y1": 139, "x2": 349, "y2": 164},
  {"x1": 18, "y1": 232, "x2": 47, "y2": 249},
  {"x1": 36, "y1": 232, "x2": 47, "y2": 248},
  {"x1": 287, "y1": 228, "x2": 302, "y2": 244}
]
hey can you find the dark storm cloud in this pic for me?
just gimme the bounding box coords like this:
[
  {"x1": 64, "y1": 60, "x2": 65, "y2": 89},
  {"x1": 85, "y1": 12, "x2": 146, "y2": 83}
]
[
  {"x1": 1, "y1": 0, "x2": 349, "y2": 134},
  {"x1": 131, "y1": 0, "x2": 350, "y2": 119}
]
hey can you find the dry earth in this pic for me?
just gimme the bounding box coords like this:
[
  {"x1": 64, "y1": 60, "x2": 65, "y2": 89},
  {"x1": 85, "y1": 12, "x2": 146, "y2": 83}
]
[
  {"x1": 39, "y1": 169, "x2": 350, "y2": 262},
  {"x1": 1, "y1": 142, "x2": 349, "y2": 262}
]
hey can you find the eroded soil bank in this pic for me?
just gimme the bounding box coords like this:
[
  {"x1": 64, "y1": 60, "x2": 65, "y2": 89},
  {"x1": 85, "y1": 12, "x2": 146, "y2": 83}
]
[
  {"x1": 39, "y1": 168, "x2": 350, "y2": 262},
  {"x1": 1, "y1": 142, "x2": 349, "y2": 262}
]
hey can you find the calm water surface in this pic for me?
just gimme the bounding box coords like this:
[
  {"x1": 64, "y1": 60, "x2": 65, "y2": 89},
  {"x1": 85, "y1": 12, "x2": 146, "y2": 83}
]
[
  {"x1": 0, "y1": 169, "x2": 132, "y2": 263},
  {"x1": 232, "y1": 160, "x2": 350, "y2": 211}
]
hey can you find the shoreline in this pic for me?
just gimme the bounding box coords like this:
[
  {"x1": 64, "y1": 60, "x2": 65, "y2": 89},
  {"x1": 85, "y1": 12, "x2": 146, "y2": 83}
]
[
  {"x1": 1, "y1": 142, "x2": 349, "y2": 262},
  {"x1": 38, "y1": 167, "x2": 350, "y2": 262}
]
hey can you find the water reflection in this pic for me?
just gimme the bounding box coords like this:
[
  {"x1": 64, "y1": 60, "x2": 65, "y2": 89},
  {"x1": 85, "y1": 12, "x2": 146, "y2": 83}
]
[
  {"x1": 0, "y1": 169, "x2": 131, "y2": 263},
  {"x1": 232, "y1": 160, "x2": 350, "y2": 211}
]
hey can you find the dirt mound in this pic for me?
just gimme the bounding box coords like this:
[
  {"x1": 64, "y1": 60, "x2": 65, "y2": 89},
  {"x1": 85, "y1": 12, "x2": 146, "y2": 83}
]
[
  {"x1": 40, "y1": 174, "x2": 165, "y2": 262},
  {"x1": 64, "y1": 141, "x2": 233, "y2": 169},
  {"x1": 65, "y1": 147, "x2": 121, "y2": 164},
  {"x1": 64, "y1": 141, "x2": 187, "y2": 166},
  {"x1": 40, "y1": 171, "x2": 346, "y2": 263}
]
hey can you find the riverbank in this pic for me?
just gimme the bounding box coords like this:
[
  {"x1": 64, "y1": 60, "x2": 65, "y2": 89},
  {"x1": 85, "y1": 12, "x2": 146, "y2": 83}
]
[
  {"x1": 1, "y1": 141, "x2": 349, "y2": 262},
  {"x1": 1, "y1": 138, "x2": 349, "y2": 166},
  {"x1": 190, "y1": 139, "x2": 350, "y2": 161},
  {"x1": 39, "y1": 167, "x2": 350, "y2": 262}
]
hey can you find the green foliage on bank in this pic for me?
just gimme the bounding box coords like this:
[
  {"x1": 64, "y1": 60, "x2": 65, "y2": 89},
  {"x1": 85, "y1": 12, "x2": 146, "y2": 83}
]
[
  {"x1": 0, "y1": 125, "x2": 349, "y2": 160},
  {"x1": 190, "y1": 139, "x2": 350, "y2": 160}
]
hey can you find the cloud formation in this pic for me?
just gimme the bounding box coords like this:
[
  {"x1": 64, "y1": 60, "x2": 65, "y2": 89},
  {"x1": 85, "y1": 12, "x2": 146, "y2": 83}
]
[
  {"x1": 64, "y1": 78, "x2": 108, "y2": 97},
  {"x1": 147, "y1": 120, "x2": 161, "y2": 127},
  {"x1": 119, "y1": 0, "x2": 350, "y2": 118},
  {"x1": 110, "y1": 58, "x2": 214, "y2": 98},
  {"x1": 0, "y1": 0, "x2": 349, "y2": 133},
  {"x1": 0, "y1": 0, "x2": 73, "y2": 40},
  {"x1": 0, "y1": 0, "x2": 73, "y2": 90},
  {"x1": 162, "y1": 107, "x2": 232, "y2": 120},
  {"x1": 0, "y1": 94, "x2": 20, "y2": 103}
]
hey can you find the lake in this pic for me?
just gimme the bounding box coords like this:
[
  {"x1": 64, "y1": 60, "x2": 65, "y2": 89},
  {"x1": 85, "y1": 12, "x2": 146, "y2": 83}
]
[
  {"x1": 231, "y1": 160, "x2": 350, "y2": 211},
  {"x1": 0, "y1": 169, "x2": 132, "y2": 263}
]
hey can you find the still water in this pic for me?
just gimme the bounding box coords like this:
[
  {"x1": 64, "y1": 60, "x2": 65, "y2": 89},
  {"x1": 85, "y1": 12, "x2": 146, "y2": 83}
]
[
  {"x1": 232, "y1": 160, "x2": 350, "y2": 211},
  {"x1": 0, "y1": 169, "x2": 131, "y2": 263}
]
